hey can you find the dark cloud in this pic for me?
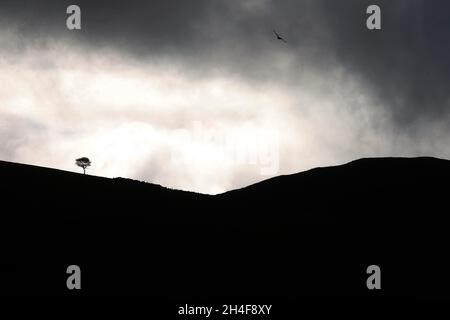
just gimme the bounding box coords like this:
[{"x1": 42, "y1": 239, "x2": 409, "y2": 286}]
[
  {"x1": 1, "y1": 0, "x2": 450, "y2": 193},
  {"x1": 2, "y1": 0, "x2": 449, "y2": 127}
]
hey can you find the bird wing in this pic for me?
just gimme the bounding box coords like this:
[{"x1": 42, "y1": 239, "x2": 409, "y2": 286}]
[{"x1": 274, "y1": 30, "x2": 287, "y2": 43}]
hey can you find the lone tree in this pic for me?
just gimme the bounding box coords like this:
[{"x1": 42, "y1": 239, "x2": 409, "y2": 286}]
[{"x1": 75, "y1": 157, "x2": 91, "y2": 174}]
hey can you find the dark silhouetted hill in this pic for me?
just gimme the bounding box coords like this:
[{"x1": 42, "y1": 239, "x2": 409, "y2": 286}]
[{"x1": 0, "y1": 157, "x2": 449, "y2": 301}]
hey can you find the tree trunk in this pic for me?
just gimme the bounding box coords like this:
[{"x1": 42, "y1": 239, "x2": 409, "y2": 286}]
[{"x1": 83, "y1": 168, "x2": 85, "y2": 174}]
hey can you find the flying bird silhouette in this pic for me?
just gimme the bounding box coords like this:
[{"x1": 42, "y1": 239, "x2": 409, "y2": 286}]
[{"x1": 273, "y1": 30, "x2": 287, "y2": 43}]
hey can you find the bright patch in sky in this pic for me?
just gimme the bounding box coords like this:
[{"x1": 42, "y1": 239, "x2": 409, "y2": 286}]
[{"x1": 1, "y1": 29, "x2": 449, "y2": 194}]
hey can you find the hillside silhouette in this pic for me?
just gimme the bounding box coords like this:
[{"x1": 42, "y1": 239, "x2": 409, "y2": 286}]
[{"x1": 0, "y1": 157, "x2": 449, "y2": 301}]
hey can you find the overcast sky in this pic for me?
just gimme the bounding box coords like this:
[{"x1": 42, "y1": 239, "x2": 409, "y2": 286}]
[{"x1": 1, "y1": 0, "x2": 449, "y2": 193}]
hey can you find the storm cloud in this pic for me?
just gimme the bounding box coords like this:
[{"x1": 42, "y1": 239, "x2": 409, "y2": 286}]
[{"x1": 1, "y1": 0, "x2": 449, "y2": 193}]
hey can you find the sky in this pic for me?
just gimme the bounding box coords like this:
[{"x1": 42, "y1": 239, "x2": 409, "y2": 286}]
[{"x1": 0, "y1": 0, "x2": 449, "y2": 194}]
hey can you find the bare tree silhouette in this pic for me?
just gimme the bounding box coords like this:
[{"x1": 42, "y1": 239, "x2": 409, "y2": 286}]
[{"x1": 75, "y1": 157, "x2": 91, "y2": 174}]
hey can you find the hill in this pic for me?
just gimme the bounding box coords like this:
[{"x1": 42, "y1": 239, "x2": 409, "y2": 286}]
[{"x1": 0, "y1": 157, "x2": 449, "y2": 301}]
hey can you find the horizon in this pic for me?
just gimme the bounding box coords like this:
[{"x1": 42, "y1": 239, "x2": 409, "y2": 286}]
[
  {"x1": 2, "y1": 155, "x2": 448, "y2": 195},
  {"x1": 1, "y1": 0, "x2": 450, "y2": 194}
]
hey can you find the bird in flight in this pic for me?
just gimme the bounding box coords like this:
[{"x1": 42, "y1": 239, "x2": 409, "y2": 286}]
[{"x1": 273, "y1": 30, "x2": 287, "y2": 43}]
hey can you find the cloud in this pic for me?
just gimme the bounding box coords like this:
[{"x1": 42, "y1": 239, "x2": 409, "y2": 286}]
[
  {"x1": 1, "y1": 1, "x2": 450, "y2": 193},
  {"x1": 2, "y1": 1, "x2": 448, "y2": 118}
]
